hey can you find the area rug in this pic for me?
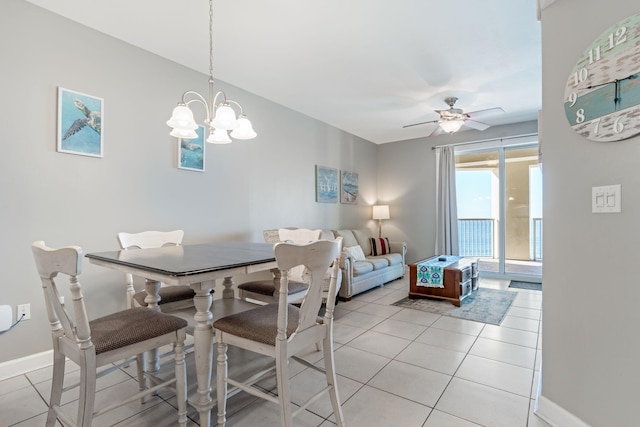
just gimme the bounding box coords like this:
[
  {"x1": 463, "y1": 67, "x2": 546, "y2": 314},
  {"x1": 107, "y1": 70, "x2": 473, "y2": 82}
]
[
  {"x1": 391, "y1": 288, "x2": 517, "y2": 325},
  {"x1": 509, "y1": 280, "x2": 542, "y2": 291}
]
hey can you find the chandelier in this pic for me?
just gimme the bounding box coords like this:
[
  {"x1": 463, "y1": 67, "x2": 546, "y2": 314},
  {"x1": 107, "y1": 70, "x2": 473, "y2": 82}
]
[{"x1": 167, "y1": 0, "x2": 256, "y2": 144}]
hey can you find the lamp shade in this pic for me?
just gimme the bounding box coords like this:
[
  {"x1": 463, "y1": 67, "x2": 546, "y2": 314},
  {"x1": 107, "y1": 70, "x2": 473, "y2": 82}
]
[
  {"x1": 169, "y1": 127, "x2": 199, "y2": 139},
  {"x1": 230, "y1": 116, "x2": 257, "y2": 140},
  {"x1": 372, "y1": 205, "x2": 390, "y2": 220},
  {"x1": 207, "y1": 128, "x2": 232, "y2": 144},
  {"x1": 439, "y1": 119, "x2": 465, "y2": 134},
  {"x1": 167, "y1": 105, "x2": 198, "y2": 131},
  {"x1": 211, "y1": 104, "x2": 238, "y2": 130}
]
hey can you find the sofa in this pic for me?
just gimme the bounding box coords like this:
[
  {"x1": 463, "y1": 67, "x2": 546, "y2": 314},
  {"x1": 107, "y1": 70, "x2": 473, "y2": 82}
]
[{"x1": 333, "y1": 228, "x2": 406, "y2": 300}]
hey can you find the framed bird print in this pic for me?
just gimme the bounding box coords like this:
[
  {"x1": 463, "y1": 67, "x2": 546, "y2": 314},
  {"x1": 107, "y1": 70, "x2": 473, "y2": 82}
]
[
  {"x1": 57, "y1": 87, "x2": 103, "y2": 157},
  {"x1": 178, "y1": 125, "x2": 205, "y2": 172}
]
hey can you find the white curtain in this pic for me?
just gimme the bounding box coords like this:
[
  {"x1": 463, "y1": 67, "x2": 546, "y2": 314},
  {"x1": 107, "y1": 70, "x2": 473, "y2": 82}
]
[{"x1": 435, "y1": 146, "x2": 459, "y2": 255}]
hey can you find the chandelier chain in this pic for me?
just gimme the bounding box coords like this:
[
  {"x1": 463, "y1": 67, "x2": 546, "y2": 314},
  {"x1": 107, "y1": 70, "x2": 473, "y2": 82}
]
[{"x1": 209, "y1": 0, "x2": 214, "y2": 79}]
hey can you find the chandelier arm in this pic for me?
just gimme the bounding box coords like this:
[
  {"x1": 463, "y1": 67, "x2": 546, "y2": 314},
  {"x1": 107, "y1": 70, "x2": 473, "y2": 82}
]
[
  {"x1": 212, "y1": 90, "x2": 228, "y2": 108},
  {"x1": 181, "y1": 91, "x2": 212, "y2": 123},
  {"x1": 225, "y1": 99, "x2": 246, "y2": 116}
]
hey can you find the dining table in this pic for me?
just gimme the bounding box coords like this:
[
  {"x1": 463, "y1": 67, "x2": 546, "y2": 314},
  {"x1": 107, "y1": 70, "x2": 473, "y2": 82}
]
[{"x1": 86, "y1": 241, "x2": 277, "y2": 427}]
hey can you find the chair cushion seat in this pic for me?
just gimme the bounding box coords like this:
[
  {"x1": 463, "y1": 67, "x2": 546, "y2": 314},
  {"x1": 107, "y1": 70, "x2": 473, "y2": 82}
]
[
  {"x1": 90, "y1": 307, "x2": 187, "y2": 354},
  {"x1": 214, "y1": 303, "x2": 319, "y2": 346},
  {"x1": 133, "y1": 286, "x2": 202, "y2": 307},
  {"x1": 237, "y1": 280, "x2": 308, "y2": 296}
]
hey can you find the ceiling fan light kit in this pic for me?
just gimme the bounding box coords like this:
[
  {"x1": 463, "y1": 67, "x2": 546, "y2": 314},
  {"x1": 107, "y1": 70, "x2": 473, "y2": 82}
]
[
  {"x1": 403, "y1": 96, "x2": 504, "y2": 137},
  {"x1": 438, "y1": 118, "x2": 465, "y2": 133}
]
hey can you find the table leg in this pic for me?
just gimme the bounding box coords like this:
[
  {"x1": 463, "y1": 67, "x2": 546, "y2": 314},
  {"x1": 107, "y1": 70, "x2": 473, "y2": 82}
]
[
  {"x1": 222, "y1": 276, "x2": 234, "y2": 299},
  {"x1": 144, "y1": 279, "x2": 162, "y2": 372},
  {"x1": 190, "y1": 280, "x2": 215, "y2": 427}
]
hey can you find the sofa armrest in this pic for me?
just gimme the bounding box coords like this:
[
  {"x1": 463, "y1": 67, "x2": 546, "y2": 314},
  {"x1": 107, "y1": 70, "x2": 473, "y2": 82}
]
[
  {"x1": 389, "y1": 241, "x2": 407, "y2": 265},
  {"x1": 338, "y1": 249, "x2": 354, "y2": 298}
]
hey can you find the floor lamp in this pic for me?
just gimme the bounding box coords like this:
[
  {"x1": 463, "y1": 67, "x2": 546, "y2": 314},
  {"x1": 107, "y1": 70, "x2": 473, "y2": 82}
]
[{"x1": 372, "y1": 205, "x2": 390, "y2": 238}]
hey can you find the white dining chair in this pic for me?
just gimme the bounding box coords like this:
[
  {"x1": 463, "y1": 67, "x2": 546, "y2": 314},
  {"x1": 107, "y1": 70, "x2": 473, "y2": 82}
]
[
  {"x1": 118, "y1": 230, "x2": 199, "y2": 311},
  {"x1": 214, "y1": 239, "x2": 346, "y2": 427},
  {"x1": 31, "y1": 241, "x2": 188, "y2": 427},
  {"x1": 237, "y1": 228, "x2": 320, "y2": 305}
]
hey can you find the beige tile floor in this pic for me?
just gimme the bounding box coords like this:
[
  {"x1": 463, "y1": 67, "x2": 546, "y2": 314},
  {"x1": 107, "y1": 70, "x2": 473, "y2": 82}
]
[{"x1": 0, "y1": 275, "x2": 550, "y2": 427}]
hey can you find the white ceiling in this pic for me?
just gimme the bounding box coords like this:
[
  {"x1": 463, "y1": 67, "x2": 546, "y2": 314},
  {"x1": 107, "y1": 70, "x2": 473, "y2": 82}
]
[{"x1": 24, "y1": 0, "x2": 542, "y2": 144}]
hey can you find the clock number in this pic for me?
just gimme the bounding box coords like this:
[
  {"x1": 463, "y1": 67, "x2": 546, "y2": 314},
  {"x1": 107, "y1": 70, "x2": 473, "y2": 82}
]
[
  {"x1": 576, "y1": 109, "x2": 585, "y2": 124},
  {"x1": 572, "y1": 68, "x2": 588, "y2": 86},
  {"x1": 568, "y1": 92, "x2": 578, "y2": 107},
  {"x1": 588, "y1": 46, "x2": 601, "y2": 63},
  {"x1": 608, "y1": 27, "x2": 627, "y2": 49},
  {"x1": 613, "y1": 116, "x2": 624, "y2": 133},
  {"x1": 593, "y1": 118, "x2": 601, "y2": 135}
]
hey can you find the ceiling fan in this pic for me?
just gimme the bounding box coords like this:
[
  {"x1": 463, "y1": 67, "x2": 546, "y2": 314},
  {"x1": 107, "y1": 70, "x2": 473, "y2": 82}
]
[{"x1": 403, "y1": 97, "x2": 504, "y2": 137}]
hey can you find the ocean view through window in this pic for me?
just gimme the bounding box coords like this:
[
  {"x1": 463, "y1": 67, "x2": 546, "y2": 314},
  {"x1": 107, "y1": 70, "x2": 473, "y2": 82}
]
[{"x1": 456, "y1": 144, "x2": 542, "y2": 278}]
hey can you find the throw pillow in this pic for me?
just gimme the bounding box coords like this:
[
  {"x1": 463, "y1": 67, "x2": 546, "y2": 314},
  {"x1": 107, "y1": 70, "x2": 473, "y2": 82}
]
[
  {"x1": 370, "y1": 237, "x2": 390, "y2": 255},
  {"x1": 345, "y1": 245, "x2": 366, "y2": 261}
]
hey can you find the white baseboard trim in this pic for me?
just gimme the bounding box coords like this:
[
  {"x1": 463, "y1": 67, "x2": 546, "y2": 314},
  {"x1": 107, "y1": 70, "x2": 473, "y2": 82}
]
[
  {"x1": 535, "y1": 395, "x2": 591, "y2": 427},
  {"x1": 0, "y1": 351, "x2": 53, "y2": 381}
]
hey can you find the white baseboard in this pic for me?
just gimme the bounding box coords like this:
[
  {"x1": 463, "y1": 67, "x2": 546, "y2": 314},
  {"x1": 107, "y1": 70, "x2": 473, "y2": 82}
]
[
  {"x1": 535, "y1": 395, "x2": 591, "y2": 427},
  {"x1": 0, "y1": 350, "x2": 53, "y2": 381}
]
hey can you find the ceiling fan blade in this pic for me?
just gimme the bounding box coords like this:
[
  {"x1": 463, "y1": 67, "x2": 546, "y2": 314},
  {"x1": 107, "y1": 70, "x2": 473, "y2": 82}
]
[
  {"x1": 464, "y1": 119, "x2": 491, "y2": 131},
  {"x1": 466, "y1": 107, "x2": 505, "y2": 120},
  {"x1": 402, "y1": 119, "x2": 438, "y2": 129},
  {"x1": 429, "y1": 126, "x2": 444, "y2": 137}
]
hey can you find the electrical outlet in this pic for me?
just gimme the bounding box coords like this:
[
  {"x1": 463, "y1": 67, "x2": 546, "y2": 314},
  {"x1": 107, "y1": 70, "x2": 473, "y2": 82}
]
[{"x1": 17, "y1": 304, "x2": 30, "y2": 320}]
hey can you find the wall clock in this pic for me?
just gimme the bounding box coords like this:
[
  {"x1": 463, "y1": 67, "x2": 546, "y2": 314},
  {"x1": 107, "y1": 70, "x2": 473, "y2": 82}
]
[{"x1": 564, "y1": 13, "x2": 640, "y2": 142}]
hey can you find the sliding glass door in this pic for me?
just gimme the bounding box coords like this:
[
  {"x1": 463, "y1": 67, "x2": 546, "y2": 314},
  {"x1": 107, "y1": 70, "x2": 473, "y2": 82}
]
[{"x1": 455, "y1": 143, "x2": 542, "y2": 280}]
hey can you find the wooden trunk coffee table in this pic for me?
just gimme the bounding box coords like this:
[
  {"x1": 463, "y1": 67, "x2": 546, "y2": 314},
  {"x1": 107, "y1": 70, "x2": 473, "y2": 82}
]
[{"x1": 409, "y1": 256, "x2": 478, "y2": 306}]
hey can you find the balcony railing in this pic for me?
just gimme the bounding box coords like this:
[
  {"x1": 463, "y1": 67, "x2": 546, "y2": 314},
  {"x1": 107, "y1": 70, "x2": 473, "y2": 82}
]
[
  {"x1": 531, "y1": 217, "x2": 543, "y2": 261},
  {"x1": 458, "y1": 218, "x2": 543, "y2": 260},
  {"x1": 458, "y1": 218, "x2": 495, "y2": 257}
]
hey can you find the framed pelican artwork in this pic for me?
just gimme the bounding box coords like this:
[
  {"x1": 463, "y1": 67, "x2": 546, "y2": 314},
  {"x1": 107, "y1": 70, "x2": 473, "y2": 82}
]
[
  {"x1": 178, "y1": 125, "x2": 205, "y2": 172},
  {"x1": 340, "y1": 170, "x2": 359, "y2": 204},
  {"x1": 57, "y1": 87, "x2": 103, "y2": 158}
]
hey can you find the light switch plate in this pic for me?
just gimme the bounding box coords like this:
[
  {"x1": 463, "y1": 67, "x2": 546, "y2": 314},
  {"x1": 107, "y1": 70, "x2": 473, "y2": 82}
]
[{"x1": 592, "y1": 184, "x2": 621, "y2": 213}]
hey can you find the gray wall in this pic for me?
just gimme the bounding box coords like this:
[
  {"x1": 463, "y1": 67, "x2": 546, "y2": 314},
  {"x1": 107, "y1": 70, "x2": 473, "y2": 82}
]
[
  {"x1": 0, "y1": 0, "x2": 377, "y2": 363},
  {"x1": 377, "y1": 121, "x2": 538, "y2": 264},
  {"x1": 540, "y1": 1, "x2": 640, "y2": 425}
]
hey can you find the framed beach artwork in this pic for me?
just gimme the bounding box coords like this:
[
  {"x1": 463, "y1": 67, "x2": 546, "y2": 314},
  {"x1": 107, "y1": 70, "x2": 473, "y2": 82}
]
[
  {"x1": 340, "y1": 170, "x2": 359, "y2": 204},
  {"x1": 57, "y1": 87, "x2": 103, "y2": 158},
  {"x1": 315, "y1": 165, "x2": 338, "y2": 203},
  {"x1": 178, "y1": 126, "x2": 205, "y2": 172}
]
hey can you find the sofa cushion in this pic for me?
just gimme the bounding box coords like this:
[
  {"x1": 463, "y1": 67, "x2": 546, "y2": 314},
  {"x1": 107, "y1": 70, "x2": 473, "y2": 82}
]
[
  {"x1": 352, "y1": 229, "x2": 374, "y2": 255},
  {"x1": 345, "y1": 245, "x2": 366, "y2": 261},
  {"x1": 365, "y1": 257, "x2": 389, "y2": 270},
  {"x1": 352, "y1": 261, "x2": 374, "y2": 276},
  {"x1": 368, "y1": 253, "x2": 403, "y2": 266},
  {"x1": 335, "y1": 229, "x2": 359, "y2": 247},
  {"x1": 370, "y1": 237, "x2": 391, "y2": 255}
]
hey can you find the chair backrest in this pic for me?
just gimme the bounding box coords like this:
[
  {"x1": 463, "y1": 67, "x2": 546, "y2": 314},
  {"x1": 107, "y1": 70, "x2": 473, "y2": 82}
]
[
  {"x1": 274, "y1": 238, "x2": 342, "y2": 335},
  {"x1": 117, "y1": 230, "x2": 184, "y2": 250},
  {"x1": 278, "y1": 228, "x2": 322, "y2": 243},
  {"x1": 31, "y1": 241, "x2": 91, "y2": 351}
]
